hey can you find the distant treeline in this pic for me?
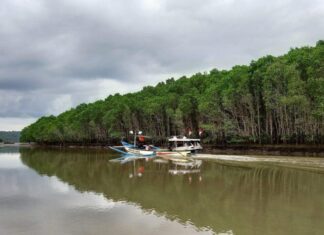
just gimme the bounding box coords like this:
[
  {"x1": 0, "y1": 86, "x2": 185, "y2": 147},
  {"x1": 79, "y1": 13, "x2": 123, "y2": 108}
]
[
  {"x1": 21, "y1": 41, "x2": 324, "y2": 145},
  {"x1": 0, "y1": 131, "x2": 20, "y2": 143}
]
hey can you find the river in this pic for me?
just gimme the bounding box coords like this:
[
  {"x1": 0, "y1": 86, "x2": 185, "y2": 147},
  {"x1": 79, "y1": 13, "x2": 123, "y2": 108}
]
[{"x1": 1, "y1": 146, "x2": 324, "y2": 235}]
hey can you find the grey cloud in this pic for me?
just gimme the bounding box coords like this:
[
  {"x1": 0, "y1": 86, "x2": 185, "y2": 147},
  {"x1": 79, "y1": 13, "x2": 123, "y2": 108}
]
[{"x1": 0, "y1": 0, "x2": 323, "y2": 125}]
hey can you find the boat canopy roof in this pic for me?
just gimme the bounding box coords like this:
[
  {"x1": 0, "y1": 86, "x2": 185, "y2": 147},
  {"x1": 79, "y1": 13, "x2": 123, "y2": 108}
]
[{"x1": 168, "y1": 136, "x2": 201, "y2": 142}]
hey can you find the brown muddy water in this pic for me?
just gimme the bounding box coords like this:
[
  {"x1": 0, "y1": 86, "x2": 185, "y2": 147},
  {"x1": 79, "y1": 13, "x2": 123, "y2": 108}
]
[{"x1": 1, "y1": 146, "x2": 324, "y2": 235}]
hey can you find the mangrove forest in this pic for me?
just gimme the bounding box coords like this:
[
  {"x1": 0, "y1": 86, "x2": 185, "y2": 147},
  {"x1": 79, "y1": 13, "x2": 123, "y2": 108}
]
[{"x1": 20, "y1": 41, "x2": 324, "y2": 145}]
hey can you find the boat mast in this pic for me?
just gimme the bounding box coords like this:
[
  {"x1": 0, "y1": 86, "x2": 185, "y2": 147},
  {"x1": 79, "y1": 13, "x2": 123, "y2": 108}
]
[{"x1": 130, "y1": 130, "x2": 142, "y2": 147}]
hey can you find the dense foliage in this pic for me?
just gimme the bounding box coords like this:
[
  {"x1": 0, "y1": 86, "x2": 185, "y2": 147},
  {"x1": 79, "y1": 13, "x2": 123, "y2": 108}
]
[
  {"x1": 0, "y1": 131, "x2": 20, "y2": 143},
  {"x1": 21, "y1": 41, "x2": 324, "y2": 145}
]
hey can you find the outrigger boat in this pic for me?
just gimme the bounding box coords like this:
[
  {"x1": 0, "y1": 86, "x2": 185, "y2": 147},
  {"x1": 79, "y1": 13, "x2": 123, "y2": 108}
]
[
  {"x1": 120, "y1": 141, "x2": 155, "y2": 156},
  {"x1": 109, "y1": 140, "x2": 157, "y2": 157}
]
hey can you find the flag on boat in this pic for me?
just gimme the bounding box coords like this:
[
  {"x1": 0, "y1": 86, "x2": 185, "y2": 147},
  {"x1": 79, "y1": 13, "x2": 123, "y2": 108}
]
[{"x1": 138, "y1": 135, "x2": 145, "y2": 142}]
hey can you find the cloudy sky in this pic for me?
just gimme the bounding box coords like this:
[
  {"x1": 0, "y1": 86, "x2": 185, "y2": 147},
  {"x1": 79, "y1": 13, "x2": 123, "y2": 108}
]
[{"x1": 0, "y1": 0, "x2": 323, "y2": 130}]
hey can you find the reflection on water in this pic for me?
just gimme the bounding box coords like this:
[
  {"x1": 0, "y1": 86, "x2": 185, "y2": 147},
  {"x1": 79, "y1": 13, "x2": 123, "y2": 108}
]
[{"x1": 1, "y1": 147, "x2": 324, "y2": 235}]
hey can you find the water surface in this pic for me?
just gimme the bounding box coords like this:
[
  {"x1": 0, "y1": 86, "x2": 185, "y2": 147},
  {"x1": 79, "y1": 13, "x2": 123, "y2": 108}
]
[{"x1": 1, "y1": 147, "x2": 324, "y2": 235}]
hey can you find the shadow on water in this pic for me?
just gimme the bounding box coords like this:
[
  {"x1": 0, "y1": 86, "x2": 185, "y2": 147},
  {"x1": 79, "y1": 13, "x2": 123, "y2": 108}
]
[{"x1": 20, "y1": 148, "x2": 324, "y2": 235}]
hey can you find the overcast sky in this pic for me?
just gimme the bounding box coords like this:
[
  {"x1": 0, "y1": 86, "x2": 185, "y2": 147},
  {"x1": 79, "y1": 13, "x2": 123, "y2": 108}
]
[{"x1": 0, "y1": 0, "x2": 323, "y2": 131}]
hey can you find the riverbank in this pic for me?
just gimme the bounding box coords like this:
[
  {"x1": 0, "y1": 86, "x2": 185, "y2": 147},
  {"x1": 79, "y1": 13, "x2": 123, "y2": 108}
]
[{"x1": 10, "y1": 142, "x2": 324, "y2": 157}]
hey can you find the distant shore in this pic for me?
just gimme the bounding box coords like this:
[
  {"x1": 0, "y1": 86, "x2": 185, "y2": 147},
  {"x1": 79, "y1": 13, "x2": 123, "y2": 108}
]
[{"x1": 0, "y1": 143, "x2": 32, "y2": 147}]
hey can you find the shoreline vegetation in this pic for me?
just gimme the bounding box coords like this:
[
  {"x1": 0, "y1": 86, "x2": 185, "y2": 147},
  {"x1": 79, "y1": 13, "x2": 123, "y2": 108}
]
[
  {"x1": 2, "y1": 143, "x2": 322, "y2": 157},
  {"x1": 20, "y1": 41, "x2": 324, "y2": 147}
]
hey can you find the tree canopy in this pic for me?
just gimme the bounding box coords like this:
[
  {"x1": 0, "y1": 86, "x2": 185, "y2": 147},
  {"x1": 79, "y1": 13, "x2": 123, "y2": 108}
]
[{"x1": 21, "y1": 41, "x2": 324, "y2": 145}]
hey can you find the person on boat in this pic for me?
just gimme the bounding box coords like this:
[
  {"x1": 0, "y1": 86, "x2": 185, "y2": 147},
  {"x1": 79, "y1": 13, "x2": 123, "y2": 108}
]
[
  {"x1": 168, "y1": 142, "x2": 172, "y2": 151},
  {"x1": 138, "y1": 135, "x2": 145, "y2": 149}
]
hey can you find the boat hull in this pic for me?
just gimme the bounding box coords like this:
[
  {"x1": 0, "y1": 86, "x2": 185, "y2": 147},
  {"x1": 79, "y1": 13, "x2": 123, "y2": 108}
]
[
  {"x1": 156, "y1": 151, "x2": 191, "y2": 157},
  {"x1": 124, "y1": 147, "x2": 155, "y2": 156}
]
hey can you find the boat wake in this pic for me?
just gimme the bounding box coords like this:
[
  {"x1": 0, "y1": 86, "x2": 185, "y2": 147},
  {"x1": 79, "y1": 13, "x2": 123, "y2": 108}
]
[{"x1": 195, "y1": 154, "x2": 324, "y2": 170}]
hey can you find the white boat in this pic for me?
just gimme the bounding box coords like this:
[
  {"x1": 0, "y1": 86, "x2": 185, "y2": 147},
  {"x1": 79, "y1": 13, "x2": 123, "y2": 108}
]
[
  {"x1": 156, "y1": 150, "x2": 191, "y2": 157},
  {"x1": 123, "y1": 146, "x2": 155, "y2": 156},
  {"x1": 168, "y1": 136, "x2": 203, "y2": 153}
]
